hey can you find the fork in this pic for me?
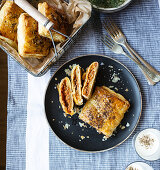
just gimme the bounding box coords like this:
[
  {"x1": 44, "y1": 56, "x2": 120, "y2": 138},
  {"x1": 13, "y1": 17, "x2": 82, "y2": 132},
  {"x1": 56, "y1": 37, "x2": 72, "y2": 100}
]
[
  {"x1": 102, "y1": 35, "x2": 156, "y2": 85},
  {"x1": 103, "y1": 18, "x2": 160, "y2": 85}
]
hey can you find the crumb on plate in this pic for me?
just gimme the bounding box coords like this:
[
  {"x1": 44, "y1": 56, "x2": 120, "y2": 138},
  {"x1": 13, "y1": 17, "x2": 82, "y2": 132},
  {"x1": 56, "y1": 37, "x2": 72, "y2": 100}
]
[
  {"x1": 125, "y1": 88, "x2": 129, "y2": 92},
  {"x1": 114, "y1": 87, "x2": 118, "y2": 91},
  {"x1": 126, "y1": 122, "x2": 130, "y2": 127},
  {"x1": 100, "y1": 62, "x2": 105, "y2": 66},
  {"x1": 80, "y1": 136, "x2": 85, "y2": 140},
  {"x1": 79, "y1": 122, "x2": 87, "y2": 128},
  {"x1": 121, "y1": 126, "x2": 125, "y2": 130},
  {"x1": 102, "y1": 136, "x2": 108, "y2": 141},
  {"x1": 111, "y1": 73, "x2": 120, "y2": 83},
  {"x1": 108, "y1": 65, "x2": 113, "y2": 68},
  {"x1": 109, "y1": 86, "x2": 114, "y2": 89},
  {"x1": 63, "y1": 123, "x2": 70, "y2": 130},
  {"x1": 64, "y1": 69, "x2": 71, "y2": 76}
]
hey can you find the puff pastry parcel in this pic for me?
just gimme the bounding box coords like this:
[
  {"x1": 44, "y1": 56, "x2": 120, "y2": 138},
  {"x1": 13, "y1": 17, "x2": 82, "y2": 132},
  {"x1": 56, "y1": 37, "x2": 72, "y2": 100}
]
[
  {"x1": 58, "y1": 77, "x2": 74, "y2": 116},
  {"x1": 71, "y1": 65, "x2": 83, "y2": 106},
  {"x1": 79, "y1": 86, "x2": 130, "y2": 138},
  {"x1": 17, "y1": 13, "x2": 51, "y2": 59},
  {"x1": 0, "y1": 1, "x2": 24, "y2": 49},
  {"x1": 38, "y1": 2, "x2": 67, "y2": 42},
  {"x1": 82, "y1": 62, "x2": 99, "y2": 100}
]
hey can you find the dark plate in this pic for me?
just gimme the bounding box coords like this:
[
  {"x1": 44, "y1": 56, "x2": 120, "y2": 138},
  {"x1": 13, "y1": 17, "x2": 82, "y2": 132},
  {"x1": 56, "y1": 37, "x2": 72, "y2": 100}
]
[{"x1": 45, "y1": 54, "x2": 142, "y2": 152}]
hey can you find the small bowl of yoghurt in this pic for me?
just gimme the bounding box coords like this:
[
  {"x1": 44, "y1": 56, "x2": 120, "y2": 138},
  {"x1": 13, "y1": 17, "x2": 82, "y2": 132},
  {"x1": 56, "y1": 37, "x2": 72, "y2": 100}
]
[
  {"x1": 125, "y1": 161, "x2": 153, "y2": 170},
  {"x1": 133, "y1": 128, "x2": 160, "y2": 161}
]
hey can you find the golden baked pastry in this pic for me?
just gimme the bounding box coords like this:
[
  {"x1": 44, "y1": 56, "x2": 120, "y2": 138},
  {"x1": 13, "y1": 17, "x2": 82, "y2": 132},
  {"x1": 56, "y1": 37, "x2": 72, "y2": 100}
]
[
  {"x1": 58, "y1": 77, "x2": 74, "y2": 116},
  {"x1": 79, "y1": 86, "x2": 130, "y2": 138},
  {"x1": 82, "y1": 62, "x2": 99, "y2": 100},
  {"x1": 71, "y1": 65, "x2": 83, "y2": 106},
  {"x1": 17, "y1": 13, "x2": 51, "y2": 59},
  {"x1": 38, "y1": 2, "x2": 67, "y2": 42},
  {"x1": 0, "y1": 1, "x2": 24, "y2": 49}
]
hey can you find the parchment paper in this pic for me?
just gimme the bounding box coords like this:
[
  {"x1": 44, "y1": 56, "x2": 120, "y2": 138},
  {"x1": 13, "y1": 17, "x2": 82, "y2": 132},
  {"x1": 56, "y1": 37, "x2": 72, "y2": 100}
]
[{"x1": 0, "y1": 0, "x2": 91, "y2": 75}]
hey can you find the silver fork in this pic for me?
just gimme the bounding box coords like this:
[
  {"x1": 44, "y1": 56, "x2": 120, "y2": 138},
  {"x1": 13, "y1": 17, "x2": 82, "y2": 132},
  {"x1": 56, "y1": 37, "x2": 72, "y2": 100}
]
[
  {"x1": 103, "y1": 18, "x2": 160, "y2": 85},
  {"x1": 102, "y1": 35, "x2": 156, "y2": 85}
]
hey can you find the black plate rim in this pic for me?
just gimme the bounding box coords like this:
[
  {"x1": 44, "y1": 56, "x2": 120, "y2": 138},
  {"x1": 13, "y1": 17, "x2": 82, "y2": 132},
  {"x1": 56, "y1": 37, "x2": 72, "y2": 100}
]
[{"x1": 44, "y1": 54, "x2": 142, "y2": 153}]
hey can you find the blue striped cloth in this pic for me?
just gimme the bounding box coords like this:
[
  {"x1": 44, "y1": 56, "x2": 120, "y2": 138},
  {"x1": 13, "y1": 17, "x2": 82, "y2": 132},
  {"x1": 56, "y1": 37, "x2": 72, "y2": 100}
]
[{"x1": 7, "y1": 0, "x2": 160, "y2": 169}]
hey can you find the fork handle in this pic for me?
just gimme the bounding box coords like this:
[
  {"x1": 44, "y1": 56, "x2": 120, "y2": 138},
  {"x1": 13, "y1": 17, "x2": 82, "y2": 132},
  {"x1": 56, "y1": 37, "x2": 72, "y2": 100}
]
[
  {"x1": 122, "y1": 41, "x2": 160, "y2": 83},
  {"x1": 124, "y1": 41, "x2": 160, "y2": 76},
  {"x1": 138, "y1": 64, "x2": 156, "y2": 85},
  {"x1": 123, "y1": 52, "x2": 156, "y2": 85}
]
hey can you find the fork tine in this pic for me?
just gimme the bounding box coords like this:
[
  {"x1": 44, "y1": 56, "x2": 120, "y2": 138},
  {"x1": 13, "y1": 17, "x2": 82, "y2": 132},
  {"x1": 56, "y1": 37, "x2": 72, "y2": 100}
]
[
  {"x1": 102, "y1": 36, "x2": 112, "y2": 46},
  {"x1": 101, "y1": 36, "x2": 112, "y2": 49},
  {"x1": 102, "y1": 40, "x2": 111, "y2": 49},
  {"x1": 104, "y1": 35, "x2": 114, "y2": 46},
  {"x1": 107, "y1": 17, "x2": 119, "y2": 36},
  {"x1": 108, "y1": 17, "x2": 118, "y2": 34},
  {"x1": 103, "y1": 20, "x2": 115, "y2": 38},
  {"x1": 101, "y1": 35, "x2": 115, "y2": 49},
  {"x1": 108, "y1": 17, "x2": 123, "y2": 36}
]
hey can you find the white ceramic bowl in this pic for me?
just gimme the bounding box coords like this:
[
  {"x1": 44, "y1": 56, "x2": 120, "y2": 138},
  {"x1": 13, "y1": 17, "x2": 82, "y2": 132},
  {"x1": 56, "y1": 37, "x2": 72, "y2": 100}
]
[{"x1": 92, "y1": 0, "x2": 133, "y2": 13}]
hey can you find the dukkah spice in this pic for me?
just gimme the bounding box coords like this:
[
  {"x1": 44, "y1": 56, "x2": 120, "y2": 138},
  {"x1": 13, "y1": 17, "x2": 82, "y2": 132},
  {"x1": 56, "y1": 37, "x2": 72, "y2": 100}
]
[{"x1": 139, "y1": 135, "x2": 154, "y2": 149}]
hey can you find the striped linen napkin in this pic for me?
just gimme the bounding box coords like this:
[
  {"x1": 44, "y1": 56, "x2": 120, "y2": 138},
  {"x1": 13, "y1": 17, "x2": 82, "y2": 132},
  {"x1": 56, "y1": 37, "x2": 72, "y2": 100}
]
[{"x1": 7, "y1": 0, "x2": 160, "y2": 169}]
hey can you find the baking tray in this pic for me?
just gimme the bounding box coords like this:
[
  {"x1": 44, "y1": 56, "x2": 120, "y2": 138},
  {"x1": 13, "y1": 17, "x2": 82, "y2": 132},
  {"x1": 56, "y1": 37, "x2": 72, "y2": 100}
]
[{"x1": 0, "y1": 0, "x2": 91, "y2": 76}]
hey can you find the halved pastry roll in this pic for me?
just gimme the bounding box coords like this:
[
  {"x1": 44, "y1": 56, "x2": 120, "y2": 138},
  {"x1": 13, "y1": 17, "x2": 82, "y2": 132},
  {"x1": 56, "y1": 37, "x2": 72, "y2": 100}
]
[
  {"x1": 58, "y1": 77, "x2": 74, "y2": 116},
  {"x1": 82, "y1": 62, "x2": 99, "y2": 100},
  {"x1": 17, "y1": 13, "x2": 51, "y2": 59},
  {"x1": 71, "y1": 65, "x2": 83, "y2": 106},
  {"x1": 38, "y1": 2, "x2": 67, "y2": 43},
  {"x1": 0, "y1": 1, "x2": 24, "y2": 49}
]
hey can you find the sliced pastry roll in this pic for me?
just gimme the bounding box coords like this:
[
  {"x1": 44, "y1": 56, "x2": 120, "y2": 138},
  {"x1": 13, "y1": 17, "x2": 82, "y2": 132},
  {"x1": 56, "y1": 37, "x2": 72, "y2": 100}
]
[
  {"x1": 58, "y1": 77, "x2": 74, "y2": 116},
  {"x1": 38, "y1": 2, "x2": 68, "y2": 42},
  {"x1": 0, "y1": 1, "x2": 24, "y2": 49},
  {"x1": 82, "y1": 62, "x2": 99, "y2": 100},
  {"x1": 17, "y1": 13, "x2": 51, "y2": 59},
  {"x1": 79, "y1": 86, "x2": 130, "y2": 138},
  {"x1": 71, "y1": 65, "x2": 83, "y2": 106}
]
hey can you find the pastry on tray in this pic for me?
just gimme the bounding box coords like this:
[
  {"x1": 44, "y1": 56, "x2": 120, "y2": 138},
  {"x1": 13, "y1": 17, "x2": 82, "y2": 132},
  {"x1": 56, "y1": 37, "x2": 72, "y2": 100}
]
[
  {"x1": 58, "y1": 77, "x2": 74, "y2": 116},
  {"x1": 79, "y1": 86, "x2": 130, "y2": 138},
  {"x1": 38, "y1": 2, "x2": 68, "y2": 43},
  {"x1": 17, "y1": 13, "x2": 51, "y2": 59},
  {"x1": 0, "y1": 1, "x2": 24, "y2": 49},
  {"x1": 71, "y1": 65, "x2": 83, "y2": 106},
  {"x1": 82, "y1": 62, "x2": 99, "y2": 100}
]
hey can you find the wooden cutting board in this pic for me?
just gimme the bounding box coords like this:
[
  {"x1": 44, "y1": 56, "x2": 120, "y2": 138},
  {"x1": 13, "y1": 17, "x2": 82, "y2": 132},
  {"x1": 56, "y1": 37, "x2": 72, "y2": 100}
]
[{"x1": 0, "y1": 49, "x2": 7, "y2": 169}]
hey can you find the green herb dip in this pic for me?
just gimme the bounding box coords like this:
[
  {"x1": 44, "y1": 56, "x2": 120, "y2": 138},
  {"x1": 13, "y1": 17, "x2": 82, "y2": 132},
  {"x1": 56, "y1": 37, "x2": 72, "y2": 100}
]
[{"x1": 89, "y1": 0, "x2": 126, "y2": 8}]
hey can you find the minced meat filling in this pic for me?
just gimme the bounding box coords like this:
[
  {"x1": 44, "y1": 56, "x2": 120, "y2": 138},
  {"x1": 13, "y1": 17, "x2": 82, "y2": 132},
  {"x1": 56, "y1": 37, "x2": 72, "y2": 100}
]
[
  {"x1": 61, "y1": 80, "x2": 72, "y2": 113},
  {"x1": 83, "y1": 63, "x2": 97, "y2": 95}
]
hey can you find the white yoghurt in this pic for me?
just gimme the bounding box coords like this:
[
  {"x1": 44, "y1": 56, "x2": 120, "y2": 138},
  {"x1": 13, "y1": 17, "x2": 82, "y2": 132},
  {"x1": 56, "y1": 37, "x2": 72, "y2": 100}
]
[
  {"x1": 126, "y1": 162, "x2": 153, "y2": 170},
  {"x1": 134, "y1": 129, "x2": 160, "y2": 161}
]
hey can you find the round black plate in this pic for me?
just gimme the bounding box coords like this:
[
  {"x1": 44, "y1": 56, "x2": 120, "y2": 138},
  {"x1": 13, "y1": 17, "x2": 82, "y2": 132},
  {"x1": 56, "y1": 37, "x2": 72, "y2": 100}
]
[{"x1": 45, "y1": 54, "x2": 142, "y2": 152}]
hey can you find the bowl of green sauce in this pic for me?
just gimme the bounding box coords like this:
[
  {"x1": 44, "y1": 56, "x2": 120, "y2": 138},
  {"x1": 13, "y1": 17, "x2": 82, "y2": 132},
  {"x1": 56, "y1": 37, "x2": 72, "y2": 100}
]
[{"x1": 89, "y1": 0, "x2": 133, "y2": 13}]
